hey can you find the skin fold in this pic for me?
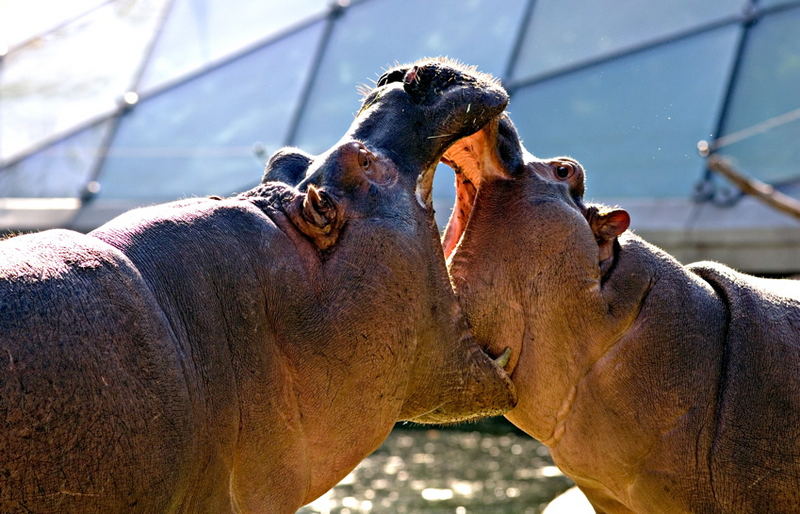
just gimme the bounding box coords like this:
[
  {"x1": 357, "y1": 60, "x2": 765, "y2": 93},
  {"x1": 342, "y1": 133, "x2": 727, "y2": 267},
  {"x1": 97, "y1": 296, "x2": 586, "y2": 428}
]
[
  {"x1": 0, "y1": 59, "x2": 517, "y2": 513},
  {"x1": 442, "y1": 113, "x2": 800, "y2": 513}
]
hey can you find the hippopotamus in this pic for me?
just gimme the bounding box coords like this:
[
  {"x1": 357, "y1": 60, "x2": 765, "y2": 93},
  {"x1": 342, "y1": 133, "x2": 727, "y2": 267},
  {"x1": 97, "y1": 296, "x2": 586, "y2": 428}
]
[
  {"x1": 0, "y1": 59, "x2": 516, "y2": 513},
  {"x1": 435, "y1": 110, "x2": 800, "y2": 511}
]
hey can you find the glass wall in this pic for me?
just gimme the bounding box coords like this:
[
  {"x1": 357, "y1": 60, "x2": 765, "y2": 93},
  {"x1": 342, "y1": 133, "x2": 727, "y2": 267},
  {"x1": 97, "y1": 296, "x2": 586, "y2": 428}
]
[
  {"x1": 2, "y1": 0, "x2": 799, "y2": 218},
  {"x1": 511, "y1": 0, "x2": 744, "y2": 82},
  {"x1": 0, "y1": 0, "x2": 167, "y2": 162},
  {"x1": 716, "y1": 5, "x2": 800, "y2": 184},
  {"x1": 98, "y1": 22, "x2": 324, "y2": 200},
  {"x1": 511, "y1": 26, "x2": 740, "y2": 199}
]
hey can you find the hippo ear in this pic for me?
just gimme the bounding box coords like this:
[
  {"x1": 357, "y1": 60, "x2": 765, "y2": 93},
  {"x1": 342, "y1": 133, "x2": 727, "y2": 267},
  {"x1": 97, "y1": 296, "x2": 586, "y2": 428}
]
[
  {"x1": 588, "y1": 208, "x2": 630, "y2": 266},
  {"x1": 263, "y1": 148, "x2": 313, "y2": 186},
  {"x1": 286, "y1": 185, "x2": 345, "y2": 251}
]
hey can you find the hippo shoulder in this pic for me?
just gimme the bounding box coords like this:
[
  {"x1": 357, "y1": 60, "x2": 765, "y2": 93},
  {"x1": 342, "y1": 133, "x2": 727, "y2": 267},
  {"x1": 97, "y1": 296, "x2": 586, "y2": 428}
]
[
  {"x1": 0, "y1": 228, "x2": 145, "y2": 286},
  {"x1": 688, "y1": 260, "x2": 800, "y2": 305},
  {"x1": 90, "y1": 196, "x2": 308, "y2": 265},
  {"x1": 0, "y1": 229, "x2": 165, "y2": 337},
  {"x1": 91, "y1": 197, "x2": 281, "y2": 244},
  {"x1": 687, "y1": 260, "x2": 800, "y2": 509}
]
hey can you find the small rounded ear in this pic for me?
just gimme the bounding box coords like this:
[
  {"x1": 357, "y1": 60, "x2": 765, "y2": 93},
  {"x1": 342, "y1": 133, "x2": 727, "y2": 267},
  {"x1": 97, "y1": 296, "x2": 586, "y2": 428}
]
[
  {"x1": 593, "y1": 209, "x2": 630, "y2": 243},
  {"x1": 286, "y1": 185, "x2": 345, "y2": 251},
  {"x1": 263, "y1": 148, "x2": 313, "y2": 186},
  {"x1": 586, "y1": 207, "x2": 630, "y2": 268}
]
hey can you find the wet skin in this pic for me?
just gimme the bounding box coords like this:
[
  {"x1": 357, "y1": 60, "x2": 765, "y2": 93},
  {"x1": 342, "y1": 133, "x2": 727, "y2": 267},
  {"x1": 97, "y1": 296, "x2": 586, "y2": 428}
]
[{"x1": 0, "y1": 59, "x2": 516, "y2": 513}]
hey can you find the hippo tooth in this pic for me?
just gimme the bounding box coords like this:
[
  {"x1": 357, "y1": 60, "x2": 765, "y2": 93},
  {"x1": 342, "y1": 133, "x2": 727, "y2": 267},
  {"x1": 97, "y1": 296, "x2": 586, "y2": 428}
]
[
  {"x1": 415, "y1": 164, "x2": 435, "y2": 210},
  {"x1": 494, "y1": 347, "x2": 511, "y2": 368}
]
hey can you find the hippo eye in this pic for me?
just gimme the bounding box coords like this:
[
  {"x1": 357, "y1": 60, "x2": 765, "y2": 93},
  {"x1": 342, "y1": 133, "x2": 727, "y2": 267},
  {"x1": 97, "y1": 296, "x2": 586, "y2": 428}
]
[
  {"x1": 358, "y1": 148, "x2": 372, "y2": 170},
  {"x1": 555, "y1": 165, "x2": 572, "y2": 179}
]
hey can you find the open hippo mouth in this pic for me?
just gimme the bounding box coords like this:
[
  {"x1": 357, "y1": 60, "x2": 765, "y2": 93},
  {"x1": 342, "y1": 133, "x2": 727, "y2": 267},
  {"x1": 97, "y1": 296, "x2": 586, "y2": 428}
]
[
  {"x1": 439, "y1": 115, "x2": 517, "y2": 260},
  {"x1": 438, "y1": 114, "x2": 584, "y2": 260},
  {"x1": 356, "y1": 59, "x2": 509, "y2": 233}
]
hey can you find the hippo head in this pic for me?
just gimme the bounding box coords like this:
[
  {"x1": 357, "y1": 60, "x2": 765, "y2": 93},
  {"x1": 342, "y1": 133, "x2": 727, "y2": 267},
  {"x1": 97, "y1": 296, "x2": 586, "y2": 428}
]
[
  {"x1": 441, "y1": 114, "x2": 631, "y2": 437},
  {"x1": 258, "y1": 59, "x2": 516, "y2": 424}
]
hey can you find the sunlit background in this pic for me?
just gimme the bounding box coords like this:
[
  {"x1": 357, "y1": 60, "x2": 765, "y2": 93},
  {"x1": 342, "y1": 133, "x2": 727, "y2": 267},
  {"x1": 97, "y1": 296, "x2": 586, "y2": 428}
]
[{"x1": 2, "y1": 0, "x2": 799, "y2": 511}]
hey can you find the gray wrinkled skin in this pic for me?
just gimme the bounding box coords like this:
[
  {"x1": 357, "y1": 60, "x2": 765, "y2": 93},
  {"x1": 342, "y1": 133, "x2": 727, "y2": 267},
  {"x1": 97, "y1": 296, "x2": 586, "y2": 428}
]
[{"x1": 0, "y1": 59, "x2": 516, "y2": 513}]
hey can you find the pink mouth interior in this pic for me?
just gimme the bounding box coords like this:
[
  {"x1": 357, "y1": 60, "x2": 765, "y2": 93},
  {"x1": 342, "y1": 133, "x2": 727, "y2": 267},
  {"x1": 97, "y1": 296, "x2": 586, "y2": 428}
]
[
  {"x1": 440, "y1": 121, "x2": 505, "y2": 260},
  {"x1": 441, "y1": 158, "x2": 478, "y2": 259}
]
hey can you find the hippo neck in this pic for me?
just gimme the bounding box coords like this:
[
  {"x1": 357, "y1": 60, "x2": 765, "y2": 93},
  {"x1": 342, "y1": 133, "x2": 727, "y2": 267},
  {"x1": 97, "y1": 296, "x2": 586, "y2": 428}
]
[
  {"x1": 90, "y1": 197, "x2": 408, "y2": 507},
  {"x1": 538, "y1": 234, "x2": 728, "y2": 510}
]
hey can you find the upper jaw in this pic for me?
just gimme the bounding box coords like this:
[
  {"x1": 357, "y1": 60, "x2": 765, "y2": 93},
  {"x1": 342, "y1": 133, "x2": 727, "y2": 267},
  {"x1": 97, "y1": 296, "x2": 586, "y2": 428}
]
[{"x1": 347, "y1": 60, "x2": 509, "y2": 214}]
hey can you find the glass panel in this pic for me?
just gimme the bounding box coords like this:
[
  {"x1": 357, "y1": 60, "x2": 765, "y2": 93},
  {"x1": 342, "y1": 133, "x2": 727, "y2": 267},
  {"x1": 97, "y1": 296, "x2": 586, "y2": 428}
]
[
  {"x1": 717, "y1": 7, "x2": 800, "y2": 184},
  {"x1": 510, "y1": 26, "x2": 740, "y2": 199},
  {"x1": 138, "y1": 0, "x2": 328, "y2": 92},
  {"x1": 513, "y1": 0, "x2": 745, "y2": 81},
  {"x1": 0, "y1": 0, "x2": 167, "y2": 162},
  {"x1": 293, "y1": 0, "x2": 527, "y2": 154},
  {"x1": 758, "y1": 0, "x2": 800, "y2": 8},
  {"x1": 0, "y1": 0, "x2": 107, "y2": 48},
  {"x1": 97, "y1": 23, "x2": 323, "y2": 201},
  {"x1": 0, "y1": 121, "x2": 109, "y2": 198}
]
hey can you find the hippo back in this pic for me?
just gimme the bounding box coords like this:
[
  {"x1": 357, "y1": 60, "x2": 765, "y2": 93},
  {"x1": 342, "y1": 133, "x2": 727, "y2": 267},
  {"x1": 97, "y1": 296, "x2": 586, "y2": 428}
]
[
  {"x1": 689, "y1": 262, "x2": 800, "y2": 510},
  {"x1": 0, "y1": 229, "x2": 194, "y2": 512}
]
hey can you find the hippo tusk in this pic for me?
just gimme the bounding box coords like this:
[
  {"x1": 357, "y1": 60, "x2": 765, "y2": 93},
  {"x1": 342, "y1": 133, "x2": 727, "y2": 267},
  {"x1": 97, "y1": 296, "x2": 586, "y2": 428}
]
[
  {"x1": 415, "y1": 163, "x2": 435, "y2": 210},
  {"x1": 494, "y1": 347, "x2": 511, "y2": 368}
]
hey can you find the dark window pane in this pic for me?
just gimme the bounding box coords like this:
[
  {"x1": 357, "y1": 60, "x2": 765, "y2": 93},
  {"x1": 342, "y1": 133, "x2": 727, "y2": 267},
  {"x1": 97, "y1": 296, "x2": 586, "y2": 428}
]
[
  {"x1": 138, "y1": 0, "x2": 328, "y2": 92},
  {"x1": 512, "y1": 0, "x2": 744, "y2": 82},
  {"x1": 0, "y1": 0, "x2": 167, "y2": 162},
  {"x1": 717, "y1": 7, "x2": 800, "y2": 184},
  {"x1": 0, "y1": 121, "x2": 109, "y2": 198},
  {"x1": 510, "y1": 26, "x2": 740, "y2": 199},
  {"x1": 293, "y1": 0, "x2": 527, "y2": 154},
  {"x1": 97, "y1": 23, "x2": 323, "y2": 201}
]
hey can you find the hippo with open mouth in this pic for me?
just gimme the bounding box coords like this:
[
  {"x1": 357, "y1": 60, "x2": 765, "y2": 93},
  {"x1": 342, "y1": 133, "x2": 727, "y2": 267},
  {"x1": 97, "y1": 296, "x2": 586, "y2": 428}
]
[
  {"x1": 429, "y1": 104, "x2": 800, "y2": 512},
  {"x1": 0, "y1": 59, "x2": 516, "y2": 513}
]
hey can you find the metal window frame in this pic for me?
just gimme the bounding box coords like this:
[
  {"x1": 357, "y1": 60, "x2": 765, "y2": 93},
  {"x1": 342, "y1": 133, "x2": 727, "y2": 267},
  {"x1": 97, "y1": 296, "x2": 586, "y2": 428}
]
[
  {"x1": 503, "y1": 0, "x2": 800, "y2": 207},
  {"x1": 4, "y1": 0, "x2": 800, "y2": 208}
]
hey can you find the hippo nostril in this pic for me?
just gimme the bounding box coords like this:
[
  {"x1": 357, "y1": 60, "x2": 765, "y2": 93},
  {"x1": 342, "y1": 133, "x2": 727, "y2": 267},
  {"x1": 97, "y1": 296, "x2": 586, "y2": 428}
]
[
  {"x1": 358, "y1": 148, "x2": 372, "y2": 170},
  {"x1": 404, "y1": 66, "x2": 420, "y2": 85}
]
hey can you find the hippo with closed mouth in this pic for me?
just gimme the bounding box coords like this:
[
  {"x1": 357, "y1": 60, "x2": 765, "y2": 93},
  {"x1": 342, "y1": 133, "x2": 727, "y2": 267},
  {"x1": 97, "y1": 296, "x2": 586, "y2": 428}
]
[
  {"x1": 434, "y1": 109, "x2": 800, "y2": 512},
  {"x1": 0, "y1": 59, "x2": 516, "y2": 513}
]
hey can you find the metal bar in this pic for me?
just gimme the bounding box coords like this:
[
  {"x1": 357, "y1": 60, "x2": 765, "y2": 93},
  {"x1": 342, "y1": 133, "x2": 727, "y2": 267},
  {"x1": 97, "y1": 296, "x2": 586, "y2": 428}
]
[
  {"x1": 0, "y1": 115, "x2": 113, "y2": 170},
  {"x1": 701, "y1": 1, "x2": 757, "y2": 184},
  {"x1": 712, "y1": 106, "x2": 800, "y2": 152},
  {"x1": 136, "y1": 8, "x2": 330, "y2": 101},
  {"x1": 80, "y1": 0, "x2": 177, "y2": 202},
  {"x1": 501, "y1": 0, "x2": 537, "y2": 84},
  {"x1": 507, "y1": 12, "x2": 744, "y2": 93},
  {"x1": 1, "y1": 3, "x2": 331, "y2": 168},
  {"x1": 284, "y1": 3, "x2": 344, "y2": 147},
  {"x1": 708, "y1": 154, "x2": 800, "y2": 220}
]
